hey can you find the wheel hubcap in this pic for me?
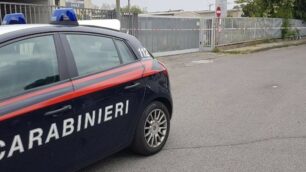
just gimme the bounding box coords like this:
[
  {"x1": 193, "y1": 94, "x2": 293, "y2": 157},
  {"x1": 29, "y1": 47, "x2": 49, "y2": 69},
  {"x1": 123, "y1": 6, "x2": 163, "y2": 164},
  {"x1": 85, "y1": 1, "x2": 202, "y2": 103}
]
[{"x1": 144, "y1": 109, "x2": 168, "y2": 148}]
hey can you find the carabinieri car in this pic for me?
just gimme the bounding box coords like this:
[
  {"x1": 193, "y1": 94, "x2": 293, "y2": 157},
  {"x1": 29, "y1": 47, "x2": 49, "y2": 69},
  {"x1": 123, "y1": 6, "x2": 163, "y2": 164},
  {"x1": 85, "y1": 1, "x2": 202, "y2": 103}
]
[{"x1": 0, "y1": 9, "x2": 172, "y2": 172}]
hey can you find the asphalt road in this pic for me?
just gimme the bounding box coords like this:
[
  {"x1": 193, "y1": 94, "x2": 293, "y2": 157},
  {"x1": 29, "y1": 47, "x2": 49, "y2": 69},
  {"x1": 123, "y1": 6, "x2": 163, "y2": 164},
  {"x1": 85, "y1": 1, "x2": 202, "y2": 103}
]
[{"x1": 81, "y1": 45, "x2": 306, "y2": 172}]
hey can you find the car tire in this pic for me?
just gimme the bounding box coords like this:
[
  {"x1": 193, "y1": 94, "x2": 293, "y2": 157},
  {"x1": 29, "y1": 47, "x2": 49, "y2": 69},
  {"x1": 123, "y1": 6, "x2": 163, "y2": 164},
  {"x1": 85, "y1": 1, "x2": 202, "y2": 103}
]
[{"x1": 131, "y1": 101, "x2": 170, "y2": 155}]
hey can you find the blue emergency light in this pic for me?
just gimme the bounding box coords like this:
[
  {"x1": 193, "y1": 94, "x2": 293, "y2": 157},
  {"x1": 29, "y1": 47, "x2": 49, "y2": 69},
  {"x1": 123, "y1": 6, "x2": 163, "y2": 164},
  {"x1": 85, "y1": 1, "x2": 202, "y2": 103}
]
[
  {"x1": 51, "y1": 8, "x2": 78, "y2": 25},
  {"x1": 2, "y1": 13, "x2": 26, "y2": 25}
]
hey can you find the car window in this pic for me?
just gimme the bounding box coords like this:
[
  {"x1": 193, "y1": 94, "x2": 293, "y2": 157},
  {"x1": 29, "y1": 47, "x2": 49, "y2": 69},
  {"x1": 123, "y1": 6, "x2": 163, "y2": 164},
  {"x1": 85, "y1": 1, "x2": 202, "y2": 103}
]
[
  {"x1": 66, "y1": 34, "x2": 121, "y2": 76},
  {"x1": 114, "y1": 40, "x2": 136, "y2": 64},
  {"x1": 0, "y1": 36, "x2": 60, "y2": 100}
]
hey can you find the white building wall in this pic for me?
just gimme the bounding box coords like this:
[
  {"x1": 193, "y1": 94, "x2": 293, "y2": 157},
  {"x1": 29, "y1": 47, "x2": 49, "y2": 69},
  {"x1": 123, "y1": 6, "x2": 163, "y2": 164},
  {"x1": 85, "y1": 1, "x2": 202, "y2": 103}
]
[{"x1": 59, "y1": 0, "x2": 92, "y2": 8}]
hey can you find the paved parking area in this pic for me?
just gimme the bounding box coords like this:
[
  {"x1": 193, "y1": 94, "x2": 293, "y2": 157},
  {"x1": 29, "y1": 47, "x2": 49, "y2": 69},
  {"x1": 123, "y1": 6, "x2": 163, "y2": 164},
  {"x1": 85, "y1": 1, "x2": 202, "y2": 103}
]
[{"x1": 81, "y1": 45, "x2": 306, "y2": 172}]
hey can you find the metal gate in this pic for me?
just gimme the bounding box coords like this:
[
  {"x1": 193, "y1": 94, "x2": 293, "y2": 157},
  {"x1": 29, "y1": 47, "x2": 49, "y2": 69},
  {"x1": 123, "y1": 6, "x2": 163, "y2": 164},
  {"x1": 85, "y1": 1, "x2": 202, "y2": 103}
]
[{"x1": 199, "y1": 18, "x2": 215, "y2": 51}]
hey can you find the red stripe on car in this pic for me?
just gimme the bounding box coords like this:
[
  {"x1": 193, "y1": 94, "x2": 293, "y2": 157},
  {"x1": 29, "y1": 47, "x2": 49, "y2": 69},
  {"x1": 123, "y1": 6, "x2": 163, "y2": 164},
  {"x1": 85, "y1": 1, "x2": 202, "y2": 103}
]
[
  {"x1": 0, "y1": 67, "x2": 144, "y2": 122},
  {"x1": 0, "y1": 63, "x2": 142, "y2": 108}
]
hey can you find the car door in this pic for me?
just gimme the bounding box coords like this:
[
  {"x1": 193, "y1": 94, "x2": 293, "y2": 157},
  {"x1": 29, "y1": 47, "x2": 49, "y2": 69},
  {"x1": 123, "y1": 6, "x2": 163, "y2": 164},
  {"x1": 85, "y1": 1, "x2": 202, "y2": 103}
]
[
  {"x1": 0, "y1": 34, "x2": 81, "y2": 172},
  {"x1": 61, "y1": 33, "x2": 146, "y2": 165}
]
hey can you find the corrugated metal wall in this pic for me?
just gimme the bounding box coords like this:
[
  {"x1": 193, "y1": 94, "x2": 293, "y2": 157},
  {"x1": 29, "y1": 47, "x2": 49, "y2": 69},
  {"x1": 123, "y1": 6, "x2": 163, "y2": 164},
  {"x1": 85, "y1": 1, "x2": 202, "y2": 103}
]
[{"x1": 136, "y1": 16, "x2": 200, "y2": 53}]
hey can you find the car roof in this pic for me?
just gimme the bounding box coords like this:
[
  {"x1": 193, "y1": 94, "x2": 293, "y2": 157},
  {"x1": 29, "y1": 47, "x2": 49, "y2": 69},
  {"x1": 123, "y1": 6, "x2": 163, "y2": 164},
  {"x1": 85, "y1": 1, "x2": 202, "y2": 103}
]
[
  {"x1": 0, "y1": 24, "x2": 49, "y2": 36},
  {"x1": 0, "y1": 24, "x2": 135, "y2": 44}
]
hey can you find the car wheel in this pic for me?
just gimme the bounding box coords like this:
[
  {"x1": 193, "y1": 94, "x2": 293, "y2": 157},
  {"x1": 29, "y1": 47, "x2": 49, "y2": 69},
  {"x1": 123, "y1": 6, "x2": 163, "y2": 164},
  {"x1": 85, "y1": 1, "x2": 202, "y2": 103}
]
[{"x1": 131, "y1": 101, "x2": 170, "y2": 155}]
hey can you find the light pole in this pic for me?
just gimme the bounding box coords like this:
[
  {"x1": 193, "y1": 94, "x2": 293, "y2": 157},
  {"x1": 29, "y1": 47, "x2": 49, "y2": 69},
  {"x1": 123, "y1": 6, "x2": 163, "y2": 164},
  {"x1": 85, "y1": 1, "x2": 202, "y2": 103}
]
[
  {"x1": 116, "y1": 0, "x2": 121, "y2": 19},
  {"x1": 128, "y1": 0, "x2": 131, "y2": 34},
  {"x1": 128, "y1": 0, "x2": 131, "y2": 13}
]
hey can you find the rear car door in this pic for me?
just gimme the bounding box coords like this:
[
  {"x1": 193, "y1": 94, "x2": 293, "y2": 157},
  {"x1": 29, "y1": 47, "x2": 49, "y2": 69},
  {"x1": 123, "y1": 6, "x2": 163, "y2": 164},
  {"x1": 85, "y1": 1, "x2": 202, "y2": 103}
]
[
  {"x1": 0, "y1": 35, "x2": 78, "y2": 171},
  {"x1": 61, "y1": 33, "x2": 146, "y2": 165}
]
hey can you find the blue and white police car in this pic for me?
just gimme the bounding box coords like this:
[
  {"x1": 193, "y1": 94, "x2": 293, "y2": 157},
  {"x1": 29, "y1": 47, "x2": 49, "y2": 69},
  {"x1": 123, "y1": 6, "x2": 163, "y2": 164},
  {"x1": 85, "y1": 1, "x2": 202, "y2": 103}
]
[{"x1": 0, "y1": 9, "x2": 172, "y2": 172}]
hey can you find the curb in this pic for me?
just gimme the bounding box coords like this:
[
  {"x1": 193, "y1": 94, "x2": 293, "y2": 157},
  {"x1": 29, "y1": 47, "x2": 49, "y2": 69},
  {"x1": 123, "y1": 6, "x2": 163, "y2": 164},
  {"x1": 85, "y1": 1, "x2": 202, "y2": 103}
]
[{"x1": 220, "y1": 40, "x2": 306, "y2": 54}]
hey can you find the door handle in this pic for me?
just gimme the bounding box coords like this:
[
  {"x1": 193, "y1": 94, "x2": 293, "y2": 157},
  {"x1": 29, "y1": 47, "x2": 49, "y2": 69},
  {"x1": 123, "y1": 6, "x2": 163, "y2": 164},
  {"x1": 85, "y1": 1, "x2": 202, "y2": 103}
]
[
  {"x1": 44, "y1": 105, "x2": 72, "y2": 117},
  {"x1": 124, "y1": 82, "x2": 141, "y2": 90}
]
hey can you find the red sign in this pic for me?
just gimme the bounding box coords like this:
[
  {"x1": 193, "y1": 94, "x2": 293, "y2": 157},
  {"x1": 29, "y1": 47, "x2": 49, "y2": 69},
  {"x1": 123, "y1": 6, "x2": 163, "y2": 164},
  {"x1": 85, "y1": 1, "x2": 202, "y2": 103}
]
[{"x1": 216, "y1": 6, "x2": 221, "y2": 18}]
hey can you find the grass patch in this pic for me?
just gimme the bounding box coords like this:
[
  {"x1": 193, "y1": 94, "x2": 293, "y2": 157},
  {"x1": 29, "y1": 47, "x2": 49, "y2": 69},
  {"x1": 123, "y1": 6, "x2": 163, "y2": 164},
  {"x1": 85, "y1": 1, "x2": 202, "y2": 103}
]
[{"x1": 212, "y1": 47, "x2": 221, "y2": 53}]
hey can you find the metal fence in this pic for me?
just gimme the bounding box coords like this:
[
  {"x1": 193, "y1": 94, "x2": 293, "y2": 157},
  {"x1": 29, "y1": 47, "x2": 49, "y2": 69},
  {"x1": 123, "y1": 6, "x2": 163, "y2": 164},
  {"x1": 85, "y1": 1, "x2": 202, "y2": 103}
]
[
  {"x1": 215, "y1": 17, "x2": 306, "y2": 46},
  {"x1": 123, "y1": 16, "x2": 306, "y2": 53},
  {"x1": 120, "y1": 13, "x2": 138, "y2": 36},
  {"x1": 134, "y1": 16, "x2": 200, "y2": 53},
  {"x1": 0, "y1": 2, "x2": 117, "y2": 24},
  {"x1": 290, "y1": 19, "x2": 306, "y2": 36},
  {"x1": 1, "y1": 2, "x2": 306, "y2": 54}
]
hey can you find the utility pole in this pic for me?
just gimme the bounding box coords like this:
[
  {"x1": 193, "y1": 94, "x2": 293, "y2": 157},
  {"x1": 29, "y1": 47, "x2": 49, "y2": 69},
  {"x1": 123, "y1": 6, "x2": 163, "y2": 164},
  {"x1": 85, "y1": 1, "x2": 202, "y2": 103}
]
[
  {"x1": 116, "y1": 0, "x2": 121, "y2": 19},
  {"x1": 127, "y1": 0, "x2": 131, "y2": 35}
]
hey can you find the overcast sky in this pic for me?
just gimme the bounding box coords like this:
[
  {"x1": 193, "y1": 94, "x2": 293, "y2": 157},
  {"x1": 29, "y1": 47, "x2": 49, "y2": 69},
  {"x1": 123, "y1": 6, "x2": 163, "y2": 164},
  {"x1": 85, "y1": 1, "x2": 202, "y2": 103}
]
[{"x1": 92, "y1": 0, "x2": 236, "y2": 12}]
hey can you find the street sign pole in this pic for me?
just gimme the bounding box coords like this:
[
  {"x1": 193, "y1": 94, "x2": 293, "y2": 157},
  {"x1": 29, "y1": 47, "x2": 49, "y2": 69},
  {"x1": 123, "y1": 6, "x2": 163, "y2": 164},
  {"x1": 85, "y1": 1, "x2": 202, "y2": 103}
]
[
  {"x1": 216, "y1": 6, "x2": 222, "y2": 33},
  {"x1": 216, "y1": 6, "x2": 222, "y2": 46}
]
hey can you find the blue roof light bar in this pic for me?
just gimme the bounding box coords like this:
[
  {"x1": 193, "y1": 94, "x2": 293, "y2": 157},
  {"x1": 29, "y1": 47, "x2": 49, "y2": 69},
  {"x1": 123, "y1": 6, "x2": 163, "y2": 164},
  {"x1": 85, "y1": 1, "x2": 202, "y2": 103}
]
[
  {"x1": 51, "y1": 8, "x2": 78, "y2": 25},
  {"x1": 2, "y1": 13, "x2": 26, "y2": 25}
]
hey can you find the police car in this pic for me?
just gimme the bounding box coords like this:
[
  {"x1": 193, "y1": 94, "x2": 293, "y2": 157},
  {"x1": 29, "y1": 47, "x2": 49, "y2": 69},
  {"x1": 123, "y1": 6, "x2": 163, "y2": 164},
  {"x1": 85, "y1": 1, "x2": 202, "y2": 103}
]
[{"x1": 0, "y1": 9, "x2": 172, "y2": 172}]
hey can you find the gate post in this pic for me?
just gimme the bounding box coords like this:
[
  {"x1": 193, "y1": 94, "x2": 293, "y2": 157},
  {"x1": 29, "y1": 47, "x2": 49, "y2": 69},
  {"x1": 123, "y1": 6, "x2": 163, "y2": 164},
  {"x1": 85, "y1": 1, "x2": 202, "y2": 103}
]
[{"x1": 212, "y1": 17, "x2": 216, "y2": 49}]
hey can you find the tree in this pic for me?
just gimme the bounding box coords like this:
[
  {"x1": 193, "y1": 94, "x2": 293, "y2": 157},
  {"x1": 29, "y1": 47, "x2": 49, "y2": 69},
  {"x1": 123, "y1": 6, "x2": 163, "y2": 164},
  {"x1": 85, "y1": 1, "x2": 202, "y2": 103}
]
[
  {"x1": 235, "y1": 0, "x2": 300, "y2": 38},
  {"x1": 236, "y1": 0, "x2": 306, "y2": 21},
  {"x1": 294, "y1": 0, "x2": 306, "y2": 21},
  {"x1": 120, "y1": 5, "x2": 144, "y2": 14},
  {"x1": 235, "y1": 0, "x2": 295, "y2": 18}
]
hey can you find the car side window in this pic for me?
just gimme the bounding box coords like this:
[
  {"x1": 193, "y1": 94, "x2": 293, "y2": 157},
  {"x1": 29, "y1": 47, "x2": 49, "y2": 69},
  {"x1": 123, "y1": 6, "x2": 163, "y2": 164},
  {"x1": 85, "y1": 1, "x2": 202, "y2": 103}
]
[
  {"x1": 114, "y1": 40, "x2": 136, "y2": 64},
  {"x1": 66, "y1": 34, "x2": 121, "y2": 76},
  {"x1": 0, "y1": 36, "x2": 60, "y2": 100}
]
